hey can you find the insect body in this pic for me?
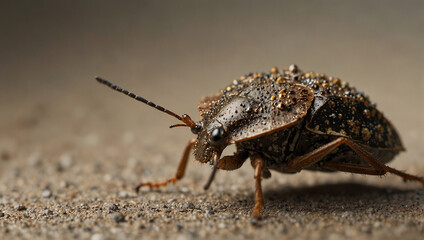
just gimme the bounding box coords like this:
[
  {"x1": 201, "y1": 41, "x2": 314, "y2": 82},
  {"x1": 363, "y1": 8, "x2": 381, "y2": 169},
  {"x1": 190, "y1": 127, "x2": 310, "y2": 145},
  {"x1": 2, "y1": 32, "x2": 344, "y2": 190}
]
[{"x1": 96, "y1": 64, "x2": 424, "y2": 219}]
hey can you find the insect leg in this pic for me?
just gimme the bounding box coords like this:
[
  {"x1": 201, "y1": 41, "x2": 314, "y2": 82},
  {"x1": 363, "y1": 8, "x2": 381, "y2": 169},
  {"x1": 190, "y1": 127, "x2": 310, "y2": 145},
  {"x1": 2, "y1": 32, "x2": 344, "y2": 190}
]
[
  {"x1": 320, "y1": 162, "x2": 385, "y2": 175},
  {"x1": 322, "y1": 156, "x2": 424, "y2": 184},
  {"x1": 134, "y1": 139, "x2": 196, "y2": 192},
  {"x1": 337, "y1": 139, "x2": 424, "y2": 185},
  {"x1": 286, "y1": 137, "x2": 348, "y2": 172},
  {"x1": 287, "y1": 137, "x2": 424, "y2": 184},
  {"x1": 251, "y1": 155, "x2": 265, "y2": 219},
  {"x1": 216, "y1": 152, "x2": 248, "y2": 170}
]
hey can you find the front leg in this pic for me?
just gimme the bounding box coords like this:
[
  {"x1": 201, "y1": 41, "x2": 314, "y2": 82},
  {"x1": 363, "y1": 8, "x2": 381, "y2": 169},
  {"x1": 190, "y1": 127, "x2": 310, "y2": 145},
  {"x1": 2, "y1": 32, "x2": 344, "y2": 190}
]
[
  {"x1": 251, "y1": 155, "x2": 265, "y2": 219},
  {"x1": 216, "y1": 152, "x2": 248, "y2": 170},
  {"x1": 134, "y1": 139, "x2": 196, "y2": 192}
]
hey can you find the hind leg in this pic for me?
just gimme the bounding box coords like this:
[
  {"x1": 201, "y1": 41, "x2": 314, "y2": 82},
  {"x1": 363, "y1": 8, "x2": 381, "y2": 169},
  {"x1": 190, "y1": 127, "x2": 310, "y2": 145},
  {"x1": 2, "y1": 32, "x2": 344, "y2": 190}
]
[{"x1": 286, "y1": 137, "x2": 424, "y2": 184}]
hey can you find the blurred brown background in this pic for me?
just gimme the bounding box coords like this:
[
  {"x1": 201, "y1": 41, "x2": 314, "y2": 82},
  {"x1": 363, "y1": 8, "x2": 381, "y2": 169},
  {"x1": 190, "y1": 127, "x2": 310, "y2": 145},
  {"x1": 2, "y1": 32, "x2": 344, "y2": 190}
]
[{"x1": 0, "y1": 1, "x2": 423, "y2": 239}]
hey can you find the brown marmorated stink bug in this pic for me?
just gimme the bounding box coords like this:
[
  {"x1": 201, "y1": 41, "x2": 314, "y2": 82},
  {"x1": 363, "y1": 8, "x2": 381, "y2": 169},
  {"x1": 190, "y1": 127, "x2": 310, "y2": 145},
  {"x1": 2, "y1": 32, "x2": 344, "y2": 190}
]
[{"x1": 96, "y1": 64, "x2": 424, "y2": 219}]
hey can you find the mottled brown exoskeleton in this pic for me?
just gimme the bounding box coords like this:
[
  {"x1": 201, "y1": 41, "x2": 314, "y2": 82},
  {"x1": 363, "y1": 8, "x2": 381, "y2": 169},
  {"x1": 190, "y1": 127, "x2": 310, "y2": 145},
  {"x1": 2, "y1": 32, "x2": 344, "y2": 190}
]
[{"x1": 96, "y1": 64, "x2": 424, "y2": 219}]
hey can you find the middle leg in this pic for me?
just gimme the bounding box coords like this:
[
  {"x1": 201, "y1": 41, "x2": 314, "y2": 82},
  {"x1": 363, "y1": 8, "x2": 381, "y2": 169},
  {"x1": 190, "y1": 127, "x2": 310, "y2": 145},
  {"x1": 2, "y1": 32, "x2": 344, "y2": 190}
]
[{"x1": 251, "y1": 155, "x2": 265, "y2": 219}]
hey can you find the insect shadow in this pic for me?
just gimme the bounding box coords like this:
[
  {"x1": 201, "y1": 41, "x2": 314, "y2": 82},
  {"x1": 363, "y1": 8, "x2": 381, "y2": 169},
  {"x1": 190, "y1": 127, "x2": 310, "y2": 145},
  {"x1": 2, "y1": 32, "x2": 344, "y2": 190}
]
[{"x1": 260, "y1": 182, "x2": 421, "y2": 214}]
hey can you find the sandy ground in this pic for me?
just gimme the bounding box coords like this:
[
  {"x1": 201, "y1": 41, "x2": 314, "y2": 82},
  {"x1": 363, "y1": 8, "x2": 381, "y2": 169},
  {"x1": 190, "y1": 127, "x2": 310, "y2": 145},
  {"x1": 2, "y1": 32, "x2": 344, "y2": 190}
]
[{"x1": 1, "y1": 1, "x2": 424, "y2": 239}]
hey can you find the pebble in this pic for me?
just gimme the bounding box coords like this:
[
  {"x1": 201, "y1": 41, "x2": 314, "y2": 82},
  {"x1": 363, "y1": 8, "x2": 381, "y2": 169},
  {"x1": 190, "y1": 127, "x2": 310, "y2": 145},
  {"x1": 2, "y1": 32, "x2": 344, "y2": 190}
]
[
  {"x1": 43, "y1": 209, "x2": 53, "y2": 215},
  {"x1": 175, "y1": 224, "x2": 184, "y2": 232},
  {"x1": 280, "y1": 224, "x2": 288, "y2": 234},
  {"x1": 15, "y1": 204, "x2": 27, "y2": 211},
  {"x1": 58, "y1": 152, "x2": 75, "y2": 171},
  {"x1": 27, "y1": 153, "x2": 42, "y2": 167},
  {"x1": 0, "y1": 212, "x2": 4, "y2": 217},
  {"x1": 250, "y1": 218, "x2": 260, "y2": 226},
  {"x1": 59, "y1": 181, "x2": 69, "y2": 188},
  {"x1": 110, "y1": 212, "x2": 125, "y2": 223},
  {"x1": 393, "y1": 224, "x2": 408, "y2": 236},
  {"x1": 142, "y1": 169, "x2": 152, "y2": 176},
  {"x1": 361, "y1": 225, "x2": 372, "y2": 234},
  {"x1": 108, "y1": 203, "x2": 119, "y2": 212},
  {"x1": 91, "y1": 233, "x2": 105, "y2": 240},
  {"x1": 184, "y1": 202, "x2": 195, "y2": 210},
  {"x1": 1, "y1": 151, "x2": 10, "y2": 161},
  {"x1": 119, "y1": 191, "x2": 130, "y2": 198},
  {"x1": 218, "y1": 205, "x2": 227, "y2": 210},
  {"x1": 205, "y1": 205, "x2": 214, "y2": 214},
  {"x1": 80, "y1": 203, "x2": 89, "y2": 210},
  {"x1": 41, "y1": 189, "x2": 52, "y2": 198}
]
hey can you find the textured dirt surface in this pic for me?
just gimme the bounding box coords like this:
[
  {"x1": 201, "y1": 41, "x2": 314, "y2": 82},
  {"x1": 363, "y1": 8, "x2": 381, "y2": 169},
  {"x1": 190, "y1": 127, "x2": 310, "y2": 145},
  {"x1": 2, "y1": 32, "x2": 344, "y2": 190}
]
[{"x1": 1, "y1": 1, "x2": 424, "y2": 240}]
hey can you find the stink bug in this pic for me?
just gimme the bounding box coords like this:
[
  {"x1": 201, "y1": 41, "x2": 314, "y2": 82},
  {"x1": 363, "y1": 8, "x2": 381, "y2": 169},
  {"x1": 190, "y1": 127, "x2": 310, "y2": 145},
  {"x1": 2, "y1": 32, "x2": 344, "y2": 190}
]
[{"x1": 96, "y1": 64, "x2": 424, "y2": 219}]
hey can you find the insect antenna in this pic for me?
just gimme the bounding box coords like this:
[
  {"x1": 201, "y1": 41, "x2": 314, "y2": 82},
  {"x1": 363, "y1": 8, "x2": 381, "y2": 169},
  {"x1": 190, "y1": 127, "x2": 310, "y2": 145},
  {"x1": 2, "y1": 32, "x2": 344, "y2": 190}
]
[
  {"x1": 169, "y1": 124, "x2": 189, "y2": 128},
  {"x1": 96, "y1": 77, "x2": 191, "y2": 124}
]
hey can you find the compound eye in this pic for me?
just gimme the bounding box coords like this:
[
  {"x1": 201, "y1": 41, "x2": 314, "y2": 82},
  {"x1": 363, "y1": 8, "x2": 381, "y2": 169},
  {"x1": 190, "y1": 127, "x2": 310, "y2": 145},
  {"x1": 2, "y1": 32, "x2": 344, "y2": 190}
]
[{"x1": 210, "y1": 127, "x2": 225, "y2": 145}]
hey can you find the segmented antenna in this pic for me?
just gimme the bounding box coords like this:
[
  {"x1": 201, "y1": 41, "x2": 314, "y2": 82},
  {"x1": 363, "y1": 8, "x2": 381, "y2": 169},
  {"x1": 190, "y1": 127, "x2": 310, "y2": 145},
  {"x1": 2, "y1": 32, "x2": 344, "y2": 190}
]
[
  {"x1": 169, "y1": 124, "x2": 189, "y2": 128},
  {"x1": 95, "y1": 77, "x2": 183, "y2": 121}
]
